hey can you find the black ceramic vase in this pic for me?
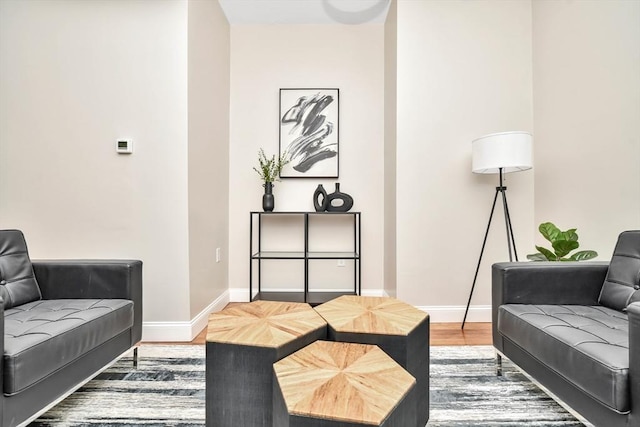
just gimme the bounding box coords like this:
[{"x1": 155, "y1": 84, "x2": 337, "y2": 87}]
[
  {"x1": 313, "y1": 184, "x2": 328, "y2": 212},
  {"x1": 326, "y1": 183, "x2": 354, "y2": 212},
  {"x1": 262, "y1": 182, "x2": 275, "y2": 212}
]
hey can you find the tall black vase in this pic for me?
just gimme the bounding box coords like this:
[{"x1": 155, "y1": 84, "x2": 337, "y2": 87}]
[
  {"x1": 262, "y1": 182, "x2": 274, "y2": 212},
  {"x1": 313, "y1": 184, "x2": 328, "y2": 212}
]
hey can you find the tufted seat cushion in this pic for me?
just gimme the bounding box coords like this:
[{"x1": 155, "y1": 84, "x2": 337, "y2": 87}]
[
  {"x1": 498, "y1": 304, "x2": 629, "y2": 413},
  {"x1": 3, "y1": 299, "x2": 134, "y2": 395}
]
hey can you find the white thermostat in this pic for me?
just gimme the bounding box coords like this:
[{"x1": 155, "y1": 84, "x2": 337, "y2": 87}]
[{"x1": 116, "y1": 139, "x2": 133, "y2": 154}]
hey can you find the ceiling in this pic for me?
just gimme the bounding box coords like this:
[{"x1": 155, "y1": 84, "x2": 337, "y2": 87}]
[{"x1": 218, "y1": 0, "x2": 391, "y2": 25}]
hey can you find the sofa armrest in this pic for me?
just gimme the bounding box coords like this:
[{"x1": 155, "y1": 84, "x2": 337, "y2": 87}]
[
  {"x1": 492, "y1": 261, "x2": 608, "y2": 351},
  {"x1": 628, "y1": 302, "x2": 640, "y2": 426},
  {"x1": 32, "y1": 260, "x2": 143, "y2": 344},
  {"x1": 0, "y1": 297, "x2": 4, "y2": 406},
  {"x1": 492, "y1": 261, "x2": 608, "y2": 306}
]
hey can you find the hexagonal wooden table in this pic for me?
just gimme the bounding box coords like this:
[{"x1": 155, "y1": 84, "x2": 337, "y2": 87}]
[
  {"x1": 273, "y1": 340, "x2": 417, "y2": 426},
  {"x1": 314, "y1": 296, "x2": 430, "y2": 427},
  {"x1": 206, "y1": 300, "x2": 327, "y2": 427}
]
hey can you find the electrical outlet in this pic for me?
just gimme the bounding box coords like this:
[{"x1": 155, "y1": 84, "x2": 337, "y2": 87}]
[
  {"x1": 216, "y1": 248, "x2": 221, "y2": 263},
  {"x1": 337, "y1": 259, "x2": 346, "y2": 267}
]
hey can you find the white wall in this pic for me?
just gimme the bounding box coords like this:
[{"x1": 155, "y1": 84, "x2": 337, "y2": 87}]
[
  {"x1": 228, "y1": 24, "x2": 385, "y2": 300},
  {"x1": 384, "y1": 0, "x2": 398, "y2": 298},
  {"x1": 396, "y1": 0, "x2": 535, "y2": 320},
  {"x1": 3, "y1": 0, "x2": 637, "y2": 334},
  {"x1": 0, "y1": 0, "x2": 191, "y2": 323},
  {"x1": 188, "y1": 0, "x2": 230, "y2": 318},
  {"x1": 532, "y1": 0, "x2": 640, "y2": 258}
]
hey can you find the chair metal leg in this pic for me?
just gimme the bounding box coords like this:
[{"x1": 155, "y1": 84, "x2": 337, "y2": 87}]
[
  {"x1": 496, "y1": 353, "x2": 503, "y2": 377},
  {"x1": 133, "y1": 347, "x2": 139, "y2": 368}
]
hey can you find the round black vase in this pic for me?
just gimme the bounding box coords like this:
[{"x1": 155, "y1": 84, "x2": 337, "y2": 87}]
[
  {"x1": 313, "y1": 184, "x2": 328, "y2": 212},
  {"x1": 262, "y1": 182, "x2": 275, "y2": 212},
  {"x1": 326, "y1": 183, "x2": 354, "y2": 212}
]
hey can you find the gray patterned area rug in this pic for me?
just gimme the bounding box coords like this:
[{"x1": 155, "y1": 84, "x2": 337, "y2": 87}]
[{"x1": 31, "y1": 345, "x2": 587, "y2": 427}]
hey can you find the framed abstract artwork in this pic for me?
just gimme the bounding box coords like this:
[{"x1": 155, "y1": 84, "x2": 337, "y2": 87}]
[{"x1": 279, "y1": 88, "x2": 339, "y2": 178}]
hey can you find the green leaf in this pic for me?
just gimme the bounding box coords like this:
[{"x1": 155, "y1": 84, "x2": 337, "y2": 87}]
[
  {"x1": 539, "y1": 222, "x2": 561, "y2": 244},
  {"x1": 532, "y1": 222, "x2": 597, "y2": 262},
  {"x1": 527, "y1": 253, "x2": 548, "y2": 261},
  {"x1": 562, "y1": 228, "x2": 579, "y2": 242},
  {"x1": 569, "y1": 250, "x2": 598, "y2": 261},
  {"x1": 536, "y1": 245, "x2": 557, "y2": 261},
  {"x1": 552, "y1": 240, "x2": 579, "y2": 258}
]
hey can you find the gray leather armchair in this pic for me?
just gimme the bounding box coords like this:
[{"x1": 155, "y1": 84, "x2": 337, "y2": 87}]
[
  {"x1": 0, "y1": 230, "x2": 142, "y2": 427},
  {"x1": 492, "y1": 230, "x2": 639, "y2": 427}
]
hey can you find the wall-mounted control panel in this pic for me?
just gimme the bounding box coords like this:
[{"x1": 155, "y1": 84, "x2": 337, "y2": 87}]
[{"x1": 116, "y1": 139, "x2": 133, "y2": 154}]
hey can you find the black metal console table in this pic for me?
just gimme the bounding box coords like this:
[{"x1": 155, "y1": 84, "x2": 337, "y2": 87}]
[{"x1": 249, "y1": 211, "x2": 361, "y2": 305}]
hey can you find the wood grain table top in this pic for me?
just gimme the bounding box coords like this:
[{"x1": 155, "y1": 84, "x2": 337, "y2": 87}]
[
  {"x1": 314, "y1": 295, "x2": 428, "y2": 336},
  {"x1": 273, "y1": 340, "x2": 416, "y2": 425},
  {"x1": 206, "y1": 300, "x2": 326, "y2": 348}
]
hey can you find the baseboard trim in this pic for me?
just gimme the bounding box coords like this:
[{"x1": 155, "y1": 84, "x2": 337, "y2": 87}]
[
  {"x1": 416, "y1": 305, "x2": 491, "y2": 323},
  {"x1": 229, "y1": 287, "x2": 250, "y2": 302},
  {"x1": 361, "y1": 289, "x2": 388, "y2": 297},
  {"x1": 178, "y1": 289, "x2": 487, "y2": 324},
  {"x1": 142, "y1": 290, "x2": 229, "y2": 342},
  {"x1": 189, "y1": 290, "x2": 229, "y2": 339}
]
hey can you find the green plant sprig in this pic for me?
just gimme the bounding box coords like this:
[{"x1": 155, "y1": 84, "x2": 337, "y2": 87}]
[
  {"x1": 253, "y1": 148, "x2": 290, "y2": 184},
  {"x1": 527, "y1": 222, "x2": 598, "y2": 261}
]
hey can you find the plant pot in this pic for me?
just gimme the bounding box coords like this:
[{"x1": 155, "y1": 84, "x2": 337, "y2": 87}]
[{"x1": 263, "y1": 182, "x2": 275, "y2": 212}]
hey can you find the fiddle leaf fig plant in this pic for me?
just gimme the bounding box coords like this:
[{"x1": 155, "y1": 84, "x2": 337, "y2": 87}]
[{"x1": 527, "y1": 222, "x2": 598, "y2": 262}]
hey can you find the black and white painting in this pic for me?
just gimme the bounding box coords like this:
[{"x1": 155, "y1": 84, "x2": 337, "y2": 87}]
[{"x1": 279, "y1": 88, "x2": 339, "y2": 178}]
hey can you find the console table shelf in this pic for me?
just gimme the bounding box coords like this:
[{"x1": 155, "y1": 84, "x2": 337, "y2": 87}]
[
  {"x1": 252, "y1": 251, "x2": 360, "y2": 259},
  {"x1": 250, "y1": 211, "x2": 361, "y2": 305}
]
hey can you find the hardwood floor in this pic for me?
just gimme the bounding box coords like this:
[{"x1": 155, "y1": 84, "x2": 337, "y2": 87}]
[
  {"x1": 145, "y1": 302, "x2": 491, "y2": 346},
  {"x1": 187, "y1": 320, "x2": 492, "y2": 346},
  {"x1": 429, "y1": 322, "x2": 492, "y2": 346}
]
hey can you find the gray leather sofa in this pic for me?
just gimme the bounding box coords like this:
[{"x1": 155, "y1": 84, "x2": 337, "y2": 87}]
[
  {"x1": 0, "y1": 230, "x2": 142, "y2": 427},
  {"x1": 492, "y1": 230, "x2": 639, "y2": 427}
]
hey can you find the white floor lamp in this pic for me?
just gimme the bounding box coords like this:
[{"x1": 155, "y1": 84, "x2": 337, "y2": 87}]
[{"x1": 461, "y1": 131, "x2": 533, "y2": 329}]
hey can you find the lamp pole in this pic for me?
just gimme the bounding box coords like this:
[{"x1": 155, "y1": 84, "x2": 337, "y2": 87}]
[{"x1": 461, "y1": 167, "x2": 518, "y2": 329}]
